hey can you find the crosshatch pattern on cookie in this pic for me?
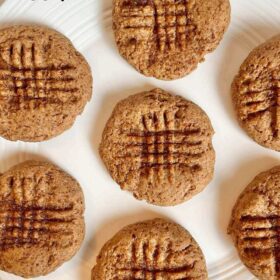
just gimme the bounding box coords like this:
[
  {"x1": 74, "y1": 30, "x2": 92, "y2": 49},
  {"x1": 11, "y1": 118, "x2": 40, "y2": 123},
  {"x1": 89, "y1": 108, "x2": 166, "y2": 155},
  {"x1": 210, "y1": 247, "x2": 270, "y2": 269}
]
[
  {"x1": 238, "y1": 67, "x2": 280, "y2": 138},
  {"x1": 119, "y1": 0, "x2": 196, "y2": 51},
  {"x1": 238, "y1": 214, "x2": 280, "y2": 275},
  {"x1": 120, "y1": 110, "x2": 206, "y2": 183},
  {"x1": 0, "y1": 174, "x2": 74, "y2": 250},
  {"x1": 116, "y1": 239, "x2": 197, "y2": 279},
  {"x1": 0, "y1": 40, "x2": 78, "y2": 110}
]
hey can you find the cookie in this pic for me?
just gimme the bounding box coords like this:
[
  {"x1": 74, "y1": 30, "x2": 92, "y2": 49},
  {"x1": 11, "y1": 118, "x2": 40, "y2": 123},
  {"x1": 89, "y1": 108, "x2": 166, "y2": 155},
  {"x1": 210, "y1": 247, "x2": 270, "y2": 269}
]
[
  {"x1": 0, "y1": 160, "x2": 85, "y2": 278},
  {"x1": 92, "y1": 218, "x2": 208, "y2": 280},
  {"x1": 228, "y1": 165, "x2": 280, "y2": 280},
  {"x1": 113, "y1": 0, "x2": 230, "y2": 80},
  {"x1": 232, "y1": 35, "x2": 280, "y2": 151},
  {"x1": 99, "y1": 88, "x2": 215, "y2": 206},
  {"x1": 0, "y1": 25, "x2": 92, "y2": 142}
]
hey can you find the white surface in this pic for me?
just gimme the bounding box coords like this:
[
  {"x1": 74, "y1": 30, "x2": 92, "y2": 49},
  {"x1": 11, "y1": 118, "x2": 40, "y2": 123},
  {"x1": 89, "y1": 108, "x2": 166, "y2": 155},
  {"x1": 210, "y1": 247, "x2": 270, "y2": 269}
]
[{"x1": 0, "y1": 0, "x2": 279, "y2": 279}]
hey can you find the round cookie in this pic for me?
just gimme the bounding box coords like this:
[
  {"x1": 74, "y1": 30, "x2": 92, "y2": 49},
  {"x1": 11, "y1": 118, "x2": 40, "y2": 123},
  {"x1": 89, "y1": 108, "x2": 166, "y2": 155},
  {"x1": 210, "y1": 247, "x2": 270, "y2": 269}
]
[
  {"x1": 0, "y1": 160, "x2": 85, "y2": 278},
  {"x1": 228, "y1": 165, "x2": 280, "y2": 280},
  {"x1": 92, "y1": 218, "x2": 208, "y2": 280},
  {"x1": 113, "y1": 0, "x2": 230, "y2": 80},
  {"x1": 0, "y1": 25, "x2": 92, "y2": 142},
  {"x1": 232, "y1": 35, "x2": 280, "y2": 151},
  {"x1": 99, "y1": 88, "x2": 215, "y2": 206}
]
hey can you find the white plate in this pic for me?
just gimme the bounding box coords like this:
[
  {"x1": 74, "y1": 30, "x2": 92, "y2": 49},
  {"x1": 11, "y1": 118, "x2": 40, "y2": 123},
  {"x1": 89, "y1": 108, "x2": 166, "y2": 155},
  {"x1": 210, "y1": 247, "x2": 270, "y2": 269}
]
[{"x1": 0, "y1": 0, "x2": 280, "y2": 279}]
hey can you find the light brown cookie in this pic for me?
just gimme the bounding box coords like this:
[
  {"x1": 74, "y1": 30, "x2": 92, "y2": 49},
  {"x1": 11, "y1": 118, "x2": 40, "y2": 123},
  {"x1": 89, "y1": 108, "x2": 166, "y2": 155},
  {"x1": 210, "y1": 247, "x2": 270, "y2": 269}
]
[
  {"x1": 99, "y1": 88, "x2": 215, "y2": 206},
  {"x1": 0, "y1": 25, "x2": 92, "y2": 142},
  {"x1": 113, "y1": 0, "x2": 230, "y2": 80},
  {"x1": 0, "y1": 160, "x2": 85, "y2": 278},
  {"x1": 92, "y1": 218, "x2": 208, "y2": 280},
  {"x1": 228, "y1": 165, "x2": 280, "y2": 280},
  {"x1": 232, "y1": 35, "x2": 280, "y2": 151}
]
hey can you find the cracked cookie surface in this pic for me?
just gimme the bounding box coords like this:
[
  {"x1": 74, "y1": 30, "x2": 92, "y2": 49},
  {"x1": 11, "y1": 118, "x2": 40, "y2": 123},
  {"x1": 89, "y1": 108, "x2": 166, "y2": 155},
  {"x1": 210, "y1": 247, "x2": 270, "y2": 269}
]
[
  {"x1": 232, "y1": 35, "x2": 280, "y2": 151},
  {"x1": 0, "y1": 160, "x2": 85, "y2": 278},
  {"x1": 92, "y1": 218, "x2": 208, "y2": 280},
  {"x1": 113, "y1": 0, "x2": 230, "y2": 80},
  {"x1": 99, "y1": 88, "x2": 215, "y2": 206},
  {"x1": 229, "y1": 165, "x2": 280, "y2": 280},
  {"x1": 0, "y1": 25, "x2": 92, "y2": 142}
]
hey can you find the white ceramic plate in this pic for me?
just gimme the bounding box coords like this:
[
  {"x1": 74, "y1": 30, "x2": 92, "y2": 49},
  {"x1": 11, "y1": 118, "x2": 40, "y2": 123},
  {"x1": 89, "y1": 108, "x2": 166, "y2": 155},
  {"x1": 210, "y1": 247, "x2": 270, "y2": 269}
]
[{"x1": 0, "y1": 0, "x2": 280, "y2": 279}]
